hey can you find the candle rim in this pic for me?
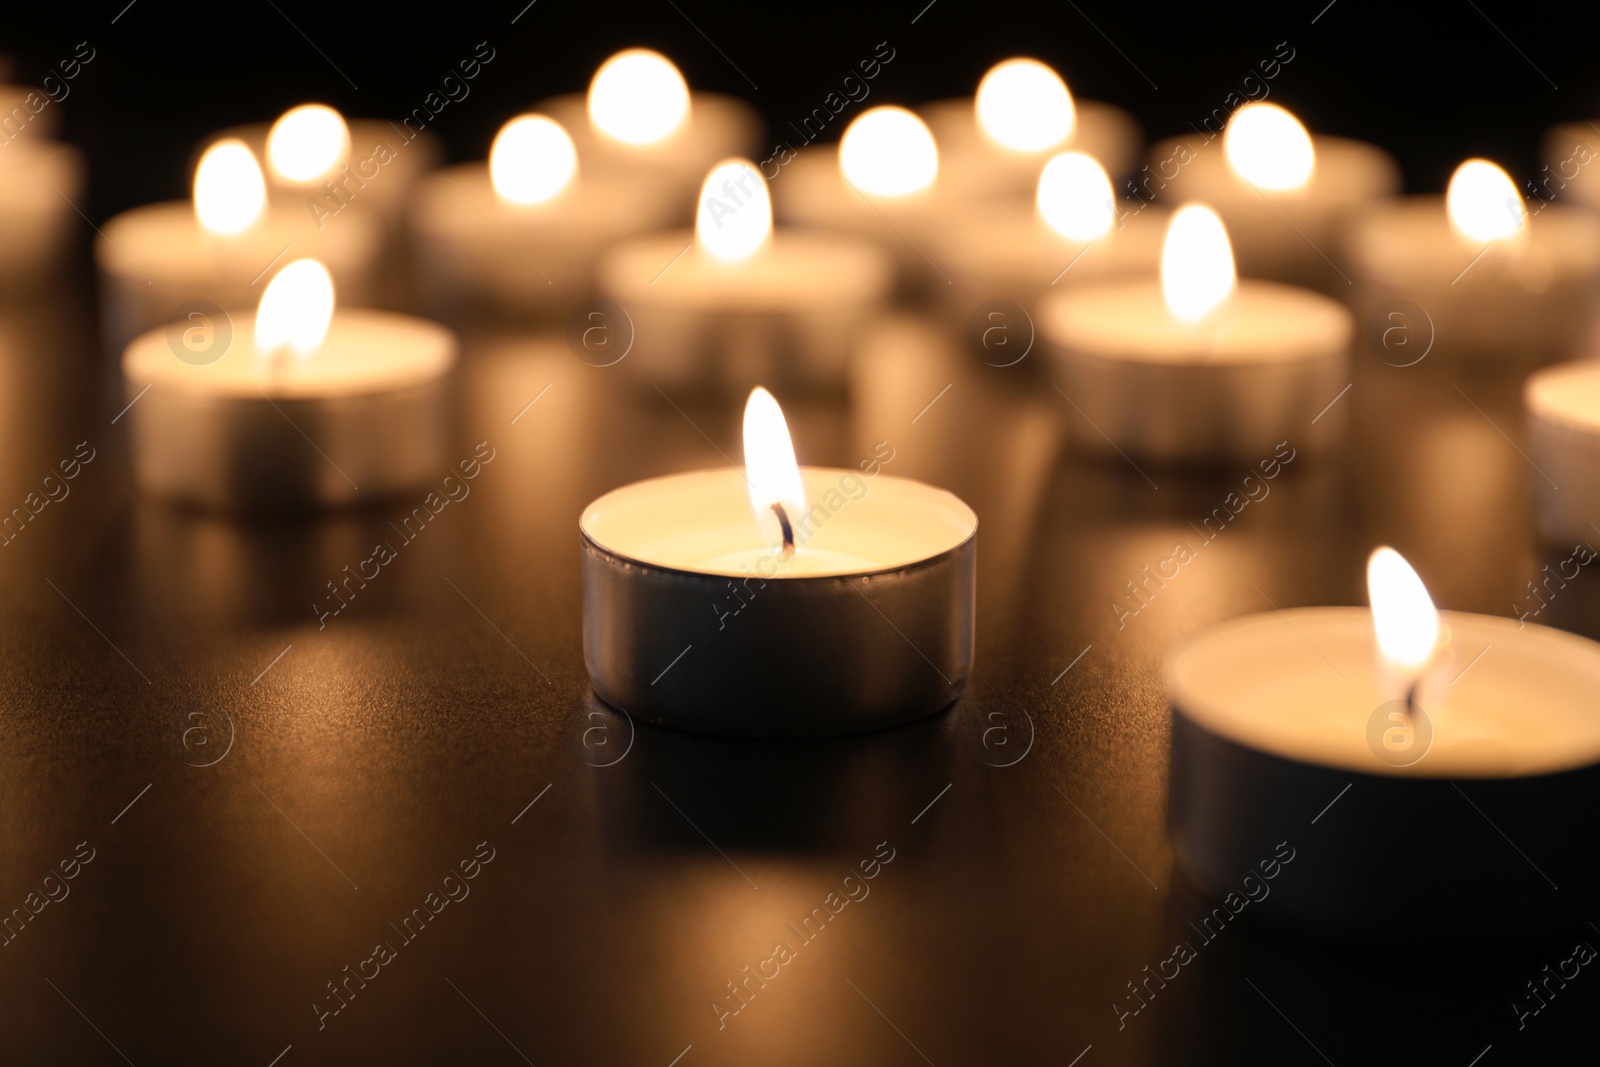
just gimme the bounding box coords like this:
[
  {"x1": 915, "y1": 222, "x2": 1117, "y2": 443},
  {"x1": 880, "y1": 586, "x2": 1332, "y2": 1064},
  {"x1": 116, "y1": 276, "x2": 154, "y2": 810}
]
[
  {"x1": 1167, "y1": 605, "x2": 1600, "y2": 779},
  {"x1": 580, "y1": 466, "x2": 977, "y2": 580}
]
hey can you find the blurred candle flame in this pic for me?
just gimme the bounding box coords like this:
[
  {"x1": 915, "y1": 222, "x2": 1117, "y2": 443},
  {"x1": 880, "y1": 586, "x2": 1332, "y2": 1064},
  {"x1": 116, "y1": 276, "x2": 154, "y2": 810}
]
[
  {"x1": 194, "y1": 140, "x2": 266, "y2": 236},
  {"x1": 588, "y1": 49, "x2": 691, "y2": 146},
  {"x1": 696, "y1": 159, "x2": 771, "y2": 263},
  {"x1": 1447, "y1": 158, "x2": 1525, "y2": 243},
  {"x1": 975, "y1": 58, "x2": 1075, "y2": 153},
  {"x1": 839, "y1": 106, "x2": 938, "y2": 198},
  {"x1": 1161, "y1": 204, "x2": 1236, "y2": 322},
  {"x1": 490, "y1": 114, "x2": 578, "y2": 205},
  {"x1": 1036, "y1": 151, "x2": 1115, "y2": 241},
  {"x1": 267, "y1": 104, "x2": 350, "y2": 184},
  {"x1": 1224, "y1": 103, "x2": 1314, "y2": 191},
  {"x1": 256, "y1": 258, "x2": 335, "y2": 358}
]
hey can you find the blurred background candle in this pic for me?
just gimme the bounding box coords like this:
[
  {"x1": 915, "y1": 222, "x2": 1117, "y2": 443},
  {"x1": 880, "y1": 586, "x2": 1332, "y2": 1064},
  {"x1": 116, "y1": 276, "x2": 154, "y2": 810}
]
[
  {"x1": 1167, "y1": 547, "x2": 1600, "y2": 941},
  {"x1": 598, "y1": 158, "x2": 891, "y2": 394},
  {"x1": 409, "y1": 112, "x2": 678, "y2": 323},
  {"x1": 775, "y1": 105, "x2": 949, "y2": 298},
  {"x1": 1346, "y1": 157, "x2": 1600, "y2": 370},
  {"x1": 920, "y1": 57, "x2": 1142, "y2": 202},
  {"x1": 1040, "y1": 203, "x2": 1351, "y2": 463},
  {"x1": 121, "y1": 258, "x2": 456, "y2": 512},
  {"x1": 215, "y1": 102, "x2": 441, "y2": 228},
  {"x1": 930, "y1": 150, "x2": 1168, "y2": 320},
  {"x1": 1525, "y1": 359, "x2": 1600, "y2": 543},
  {"x1": 1146, "y1": 103, "x2": 1399, "y2": 290},
  {"x1": 0, "y1": 131, "x2": 83, "y2": 287},
  {"x1": 97, "y1": 139, "x2": 382, "y2": 352},
  {"x1": 536, "y1": 49, "x2": 761, "y2": 208}
]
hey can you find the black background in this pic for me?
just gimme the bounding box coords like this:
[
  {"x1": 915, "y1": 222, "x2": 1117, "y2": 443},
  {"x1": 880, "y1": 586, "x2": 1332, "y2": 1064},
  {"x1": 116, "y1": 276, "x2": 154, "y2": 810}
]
[
  {"x1": 9, "y1": 0, "x2": 1600, "y2": 218},
  {"x1": 2, "y1": 1, "x2": 1600, "y2": 1065}
]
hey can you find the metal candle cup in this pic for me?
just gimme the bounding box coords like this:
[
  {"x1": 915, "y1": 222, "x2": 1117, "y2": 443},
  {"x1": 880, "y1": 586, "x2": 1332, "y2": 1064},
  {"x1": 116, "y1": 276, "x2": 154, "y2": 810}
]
[
  {"x1": 580, "y1": 468, "x2": 976, "y2": 739},
  {"x1": 1167, "y1": 607, "x2": 1600, "y2": 942}
]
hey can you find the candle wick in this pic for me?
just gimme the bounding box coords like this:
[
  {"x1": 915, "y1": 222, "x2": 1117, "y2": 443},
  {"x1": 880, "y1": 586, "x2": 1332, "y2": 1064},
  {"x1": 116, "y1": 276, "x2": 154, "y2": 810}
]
[
  {"x1": 1403, "y1": 678, "x2": 1420, "y2": 721},
  {"x1": 771, "y1": 502, "x2": 795, "y2": 562}
]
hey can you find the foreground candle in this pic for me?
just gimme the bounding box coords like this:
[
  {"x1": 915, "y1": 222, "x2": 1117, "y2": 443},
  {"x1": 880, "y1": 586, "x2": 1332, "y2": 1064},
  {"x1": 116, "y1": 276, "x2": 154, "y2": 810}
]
[
  {"x1": 98, "y1": 139, "x2": 382, "y2": 352},
  {"x1": 1039, "y1": 204, "x2": 1351, "y2": 463},
  {"x1": 1526, "y1": 360, "x2": 1600, "y2": 543},
  {"x1": 122, "y1": 258, "x2": 456, "y2": 511},
  {"x1": 582, "y1": 388, "x2": 976, "y2": 738},
  {"x1": 1346, "y1": 157, "x2": 1600, "y2": 368},
  {"x1": 921, "y1": 57, "x2": 1142, "y2": 201},
  {"x1": 598, "y1": 159, "x2": 891, "y2": 392},
  {"x1": 409, "y1": 112, "x2": 678, "y2": 319},
  {"x1": 1145, "y1": 103, "x2": 1398, "y2": 289},
  {"x1": 1167, "y1": 548, "x2": 1600, "y2": 940}
]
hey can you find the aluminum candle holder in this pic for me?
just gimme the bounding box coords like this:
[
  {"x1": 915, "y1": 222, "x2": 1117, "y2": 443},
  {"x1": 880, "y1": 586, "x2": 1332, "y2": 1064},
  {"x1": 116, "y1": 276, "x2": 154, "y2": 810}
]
[
  {"x1": 1167, "y1": 607, "x2": 1600, "y2": 943},
  {"x1": 580, "y1": 468, "x2": 977, "y2": 739}
]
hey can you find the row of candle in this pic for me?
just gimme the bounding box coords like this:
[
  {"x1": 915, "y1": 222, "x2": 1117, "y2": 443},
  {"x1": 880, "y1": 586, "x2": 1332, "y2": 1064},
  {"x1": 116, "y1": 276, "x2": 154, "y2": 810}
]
[{"x1": 6, "y1": 48, "x2": 1600, "y2": 943}]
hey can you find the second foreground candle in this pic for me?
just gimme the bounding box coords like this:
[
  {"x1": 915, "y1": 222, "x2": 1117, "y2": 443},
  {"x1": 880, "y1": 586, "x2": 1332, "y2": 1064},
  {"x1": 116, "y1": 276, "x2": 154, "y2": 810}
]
[{"x1": 1167, "y1": 549, "x2": 1600, "y2": 941}]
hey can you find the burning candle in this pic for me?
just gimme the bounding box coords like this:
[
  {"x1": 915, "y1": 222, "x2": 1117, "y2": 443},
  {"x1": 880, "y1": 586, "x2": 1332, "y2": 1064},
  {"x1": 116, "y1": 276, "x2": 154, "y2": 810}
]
[
  {"x1": 214, "y1": 103, "x2": 442, "y2": 227},
  {"x1": 97, "y1": 139, "x2": 383, "y2": 352},
  {"x1": 581, "y1": 387, "x2": 976, "y2": 738},
  {"x1": 1144, "y1": 103, "x2": 1399, "y2": 289},
  {"x1": 1347, "y1": 157, "x2": 1600, "y2": 369},
  {"x1": 1167, "y1": 547, "x2": 1600, "y2": 940},
  {"x1": 536, "y1": 49, "x2": 760, "y2": 206},
  {"x1": 1039, "y1": 204, "x2": 1351, "y2": 463},
  {"x1": 121, "y1": 257, "x2": 456, "y2": 511},
  {"x1": 920, "y1": 57, "x2": 1142, "y2": 202},
  {"x1": 930, "y1": 149, "x2": 1169, "y2": 318},
  {"x1": 597, "y1": 158, "x2": 892, "y2": 393},
  {"x1": 1525, "y1": 359, "x2": 1600, "y2": 543},
  {"x1": 775, "y1": 106, "x2": 951, "y2": 295},
  {"x1": 408, "y1": 112, "x2": 679, "y2": 320}
]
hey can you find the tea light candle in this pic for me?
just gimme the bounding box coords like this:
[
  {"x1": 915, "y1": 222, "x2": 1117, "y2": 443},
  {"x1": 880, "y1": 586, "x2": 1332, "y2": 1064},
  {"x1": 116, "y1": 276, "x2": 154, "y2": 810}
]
[
  {"x1": 928, "y1": 150, "x2": 1168, "y2": 315},
  {"x1": 0, "y1": 135, "x2": 84, "y2": 285},
  {"x1": 1526, "y1": 359, "x2": 1600, "y2": 543},
  {"x1": 582, "y1": 388, "x2": 976, "y2": 738},
  {"x1": 1146, "y1": 103, "x2": 1399, "y2": 289},
  {"x1": 920, "y1": 57, "x2": 1142, "y2": 201},
  {"x1": 775, "y1": 106, "x2": 951, "y2": 295},
  {"x1": 97, "y1": 140, "x2": 383, "y2": 352},
  {"x1": 1347, "y1": 158, "x2": 1600, "y2": 369},
  {"x1": 1168, "y1": 548, "x2": 1600, "y2": 940},
  {"x1": 536, "y1": 49, "x2": 760, "y2": 207},
  {"x1": 409, "y1": 113, "x2": 679, "y2": 320},
  {"x1": 597, "y1": 158, "x2": 892, "y2": 393},
  {"x1": 216, "y1": 103, "x2": 442, "y2": 227},
  {"x1": 121, "y1": 258, "x2": 456, "y2": 511},
  {"x1": 1039, "y1": 204, "x2": 1351, "y2": 463}
]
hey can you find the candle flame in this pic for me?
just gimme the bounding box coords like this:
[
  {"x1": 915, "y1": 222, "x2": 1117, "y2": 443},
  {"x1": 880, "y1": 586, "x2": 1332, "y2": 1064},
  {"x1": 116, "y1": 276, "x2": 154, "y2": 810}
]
[
  {"x1": 490, "y1": 114, "x2": 578, "y2": 205},
  {"x1": 975, "y1": 58, "x2": 1075, "y2": 153},
  {"x1": 1447, "y1": 158, "x2": 1525, "y2": 243},
  {"x1": 1161, "y1": 204, "x2": 1236, "y2": 323},
  {"x1": 588, "y1": 49, "x2": 691, "y2": 146},
  {"x1": 839, "y1": 106, "x2": 938, "y2": 198},
  {"x1": 193, "y1": 140, "x2": 266, "y2": 236},
  {"x1": 743, "y1": 387, "x2": 807, "y2": 553},
  {"x1": 256, "y1": 258, "x2": 335, "y2": 358},
  {"x1": 1036, "y1": 151, "x2": 1115, "y2": 241},
  {"x1": 266, "y1": 104, "x2": 350, "y2": 185},
  {"x1": 1224, "y1": 103, "x2": 1314, "y2": 191},
  {"x1": 696, "y1": 159, "x2": 771, "y2": 263},
  {"x1": 1367, "y1": 547, "x2": 1440, "y2": 671}
]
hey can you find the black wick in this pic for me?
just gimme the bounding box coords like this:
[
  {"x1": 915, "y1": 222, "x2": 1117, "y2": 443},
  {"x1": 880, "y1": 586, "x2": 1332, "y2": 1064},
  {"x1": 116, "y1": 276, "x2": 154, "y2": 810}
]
[
  {"x1": 771, "y1": 502, "x2": 795, "y2": 562},
  {"x1": 1403, "y1": 679, "x2": 1421, "y2": 721}
]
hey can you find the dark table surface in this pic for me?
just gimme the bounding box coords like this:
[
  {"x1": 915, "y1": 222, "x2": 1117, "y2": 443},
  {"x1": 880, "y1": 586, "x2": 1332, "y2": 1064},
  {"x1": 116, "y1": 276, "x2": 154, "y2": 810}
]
[{"x1": 0, "y1": 261, "x2": 1596, "y2": 1067}]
